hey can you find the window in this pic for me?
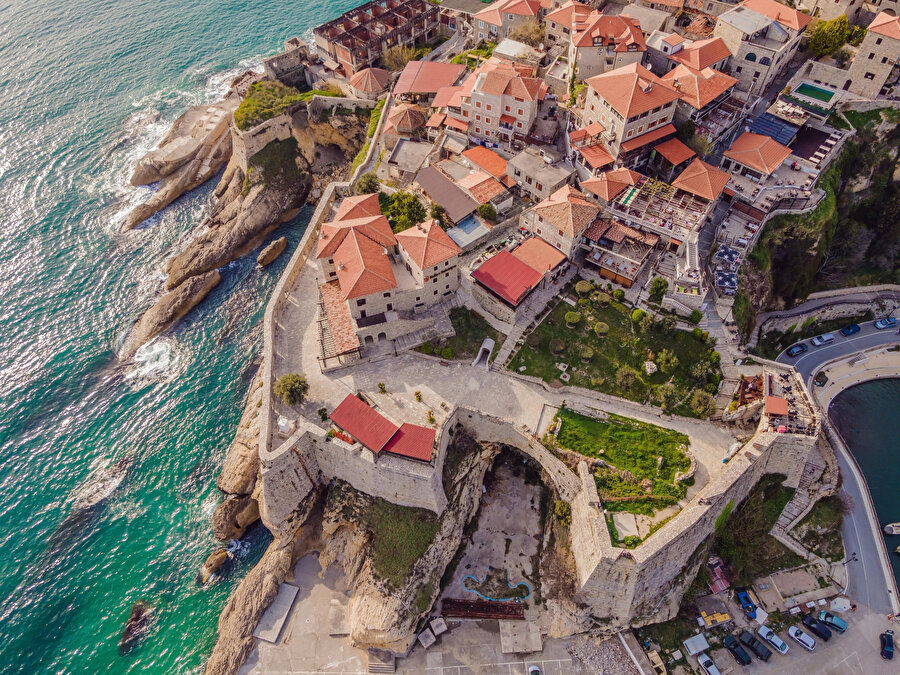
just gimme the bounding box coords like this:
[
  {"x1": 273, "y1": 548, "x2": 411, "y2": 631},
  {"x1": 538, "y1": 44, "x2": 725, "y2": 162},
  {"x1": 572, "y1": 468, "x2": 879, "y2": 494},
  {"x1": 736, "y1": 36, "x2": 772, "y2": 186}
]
[
  {"x1": 516, "y1": 121, "x2": 523, "y2": 128},
  {"x1": 638, "y1": 126, "x2": 643, "y2": 133},
  {"x1": 518, "y1": 108, "x2": 524, "y2": 115},
  {"x1": 864, "y1": 72, "x2": 875, "y2": 80},
  {"x1": 639, "y1": 111, "x2": 648, "y2": 119},
  {"x1": 445, "y1": 272, "x2": 449, "y2": 278},
  {"x1": 526, "y1": 176, "x2": 533, "y2": 184},
  {"x1": 536, "y1": 182, "x2": 543, "y2": 191},
  {"x1": 505, "y1": 105, "x2": 511, "y2": 112},
  {"x1": 626, "y1": 129, "x2": 633, "y2": 137},
  {"x1": 359, "y1": 309, "x2": 366, "y2": 318},
  {"x1": 486, "y1": 104, "x2": 492, "y2": 111},
  {"x1": 883, "y1": 57, "x2": 889, "y2": 64},
  {"x1": 736, "y1": 66, "x2": 742, "y2": 73},
  {"x1": 868, "y1": 52, "x2": 875, "y2": 59},
  {"x1": 536, "y1": 228, "x2": 541, "y2": 234},
  {"x1": 753, "y1": 71, "x2": 760, "y2": 79},
  {"x1": 479, "y1": 20, "x2": 484, "y2": 28},
  {"x1": 386, "y1": 303, "x2": 392, "y2": 311},
  {"x1": 475, "y1": 114, "x2": 481, "y2": 121},
  {"x1": 356, "y1": 299, "x2": 366, "y2": 306},
  {"x1": 558, "y1": 229, "x2": 563, "y2": 236},
  {"x1": 383, "y1": 292, "x2": 390, "y2": 298},
  {"x1": 485, "y1": 117, "x2": 491, "y2": 124},
  {"x1": 745, "y1": 52, "x2": 757, "y2": 62},
  {"x1": 462, "y1": 110, "x2": 468, "y2": 117},
  {"x1": 876, "y1": 37, "x2": 883, "y2": 45},
  {"x1": 759, "y1": 56, "x2": 771, "y2": 65},
  {"x1": 475, "y1": 126, "x2": 480, "y2": 133}
]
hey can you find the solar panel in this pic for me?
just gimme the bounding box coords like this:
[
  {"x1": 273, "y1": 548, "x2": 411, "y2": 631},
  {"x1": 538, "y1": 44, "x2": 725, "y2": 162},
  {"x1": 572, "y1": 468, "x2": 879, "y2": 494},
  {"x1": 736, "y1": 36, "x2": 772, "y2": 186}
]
[{"x1": 749, "y1": 113, "x2": 799, "y2": 147}]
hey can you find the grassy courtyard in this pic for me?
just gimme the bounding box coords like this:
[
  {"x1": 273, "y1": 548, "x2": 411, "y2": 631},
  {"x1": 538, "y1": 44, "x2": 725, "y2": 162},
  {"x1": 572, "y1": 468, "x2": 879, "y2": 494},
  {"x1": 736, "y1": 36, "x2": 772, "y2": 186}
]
[
  {"x1": 508, "y1": 284, "x2": 721, "y2": 417},
  {"x1": 419, "y1": 307, "x2": 506, "y2": 361},
  {"x1": 552, "y1": 407, "x2": 691, "y2": 515}
]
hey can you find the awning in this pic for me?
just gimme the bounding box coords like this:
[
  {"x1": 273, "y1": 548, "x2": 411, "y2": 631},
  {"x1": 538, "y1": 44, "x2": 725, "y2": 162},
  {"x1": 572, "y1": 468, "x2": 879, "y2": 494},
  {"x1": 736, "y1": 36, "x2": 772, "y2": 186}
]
[
  {"x1": 621, "y1": 124, "x2": 676, "y2": 153},
  {"x1": 500, "y1": 114, "x2": 516, "y2": 124}
]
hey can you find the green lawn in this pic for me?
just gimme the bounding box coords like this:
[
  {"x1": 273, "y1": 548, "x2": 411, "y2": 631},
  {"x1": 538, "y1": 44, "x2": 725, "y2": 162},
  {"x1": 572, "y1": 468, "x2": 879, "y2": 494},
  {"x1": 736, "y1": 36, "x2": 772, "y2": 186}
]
[
  {"x1": 235, "y1": 81, "x2": 306, "y2": 130},
  {"x1": 419, "y1": 307, "x2": 506, "y2": 361},
  {"x1": 843, "y1": 108, "x2": 887, "y2": 129},
  {"x1": 553, "y1": 407, "x2": 690, "y2": 516},
  {"x1": 508, "y1": 287, "x2": 720, "y2": 416}
]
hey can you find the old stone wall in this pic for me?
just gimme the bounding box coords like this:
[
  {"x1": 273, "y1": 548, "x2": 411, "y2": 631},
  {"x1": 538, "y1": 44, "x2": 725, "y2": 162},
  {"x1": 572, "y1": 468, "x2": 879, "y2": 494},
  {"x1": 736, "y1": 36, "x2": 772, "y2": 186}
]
[
  {"x1": 262, "y1": 39, "x2": 311, "y2": 88},
  {"x1": 231, "y1": 113, "x2": 294, "y2": 173},
  {"x1": 470, "y1": 281, "x2": 520, "y2": 325},
  {"x1": 307, "y1": 95, "x2": 376, "y2": 121}
]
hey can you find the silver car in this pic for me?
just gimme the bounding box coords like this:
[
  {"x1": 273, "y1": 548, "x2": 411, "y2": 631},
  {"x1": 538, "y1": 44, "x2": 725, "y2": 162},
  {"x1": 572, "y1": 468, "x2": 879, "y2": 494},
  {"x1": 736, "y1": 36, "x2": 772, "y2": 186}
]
[
  {"x1": 758, "y1": 625, "x2": 789, "y2": 654},
  {"x1": 788, "y1": 625, "x2": 816, "y2": 651}
]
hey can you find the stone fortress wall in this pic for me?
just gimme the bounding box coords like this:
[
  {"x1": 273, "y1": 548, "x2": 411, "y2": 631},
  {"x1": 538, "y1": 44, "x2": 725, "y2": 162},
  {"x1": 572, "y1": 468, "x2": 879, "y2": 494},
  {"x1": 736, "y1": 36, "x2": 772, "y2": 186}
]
[{"x1": 231, "y1": 112, "x2": 294, "y2": 174}]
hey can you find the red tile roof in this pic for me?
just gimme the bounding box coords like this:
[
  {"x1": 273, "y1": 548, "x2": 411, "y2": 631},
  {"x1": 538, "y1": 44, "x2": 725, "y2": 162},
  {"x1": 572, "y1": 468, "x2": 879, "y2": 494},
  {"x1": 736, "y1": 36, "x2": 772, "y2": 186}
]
[
  {"x1": 394, "y1": 61, "x2": 466, "y2": 95},
  {"x1": 584, "y1": 219, "x2": 659, "y2": 246},
  {"x1": 382, "y1": 423, "x2": 436, "y2": 462},
  {"x1": 330, "y1": 394, "x2": 398, "y2": 453},
  {"x1": 662, "y1": 64, "x2": 736, "y2": 109},
  {"x1": 586, "y1": 63, "x2": 680, "y2": 118},
  {"x1": 474, "y1": 0, "x2": 543, "y2": 26},
  {"x1": 724, "y1": 131, "x2": 791, "y2": 175},
  {"x1": 333, "y1": 193, "x2": 382, "y2": 222},
  {"x1": 319, "y1": 281, "x2": 361, "y2": 355},
  {"x1": 444, "y1": 116, "x2": 469, "y2": 133},
  {"x1": 572, "y1": 13, "x2": 647, "y2": 50},
  {"x1": 426, "y1": 112, "x2": 446, "y2": 128},
  {"x1": 581, "y1": 167, "x2": 642, "y2": 201},
  {"x1": 316, "y1": 214, "x2": 395, "y2": 259},
  {"x1": 475, "y1": 69, "x2": 547, "y2": 101},
  {"x1": 667, "y1": 37, "x2": 732, "y2": 70},
  {"x1": 569, "y1": 120, "x2": 605, "y2": 144},
  {"x1": 458, "y1": 171, "x2": 507, "y2": 204},
  {"x1": 395, "y1": 219, "x2": 461, "y2": 269},
  {"x1": 672, "y1": 158, "x2": 730, "y2": 201},
  {"x1": 740, "y1": 0, "x2": 811, "y2": 30},
  {"x1": 869, "y1": 11, "x2": 900, "y2": 39},
  {"x1": 462, "y1": 146, "x2": 508, "y2": 179},
  {"x1": 432, "y1": 86, "x2": 462, "y2": 109},
  {"x1": 620, "y1": 123, "x2": 676, "y2": 152},
  {"x1": 546, "y1": 0, "x2": 593, "y2": 29},
  {"x1": 511, "y1": 236, "x2": 568, "y2": 273},
  {"x1": 654, "y1": 137, "x2": 695, "y2": 165},
  {"x1": 531, "y1": 185, "x2": 600, "y2": 238},
  {"x1": 349, "y1": 67, "x2": 390, "y2": 93},
  {"x1": 578, "y1": 143, "x2": 615, "y2": 170},
  {"x1": 386, "y1": 103, "x2": 426, "y2": 134},
  {"x1": 334, "y1": 227, "x2": 398, "y2": 299},
  {"x1": 765, "y1": 395, "x2": 789, "y2": 416},
  {"x1": 472, "y1": 250, "x2": 543, "y2": 307}
]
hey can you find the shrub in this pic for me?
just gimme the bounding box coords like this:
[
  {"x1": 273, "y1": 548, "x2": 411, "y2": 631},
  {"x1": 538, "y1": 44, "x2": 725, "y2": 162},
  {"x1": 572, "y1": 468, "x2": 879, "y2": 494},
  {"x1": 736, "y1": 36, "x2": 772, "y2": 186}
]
[
  {"x1": 477, "y1": 203, "x2": 497, "y2": 221},
  {"x1": 655, "y1": 383, "x2": 679, "y2": 411},
  {"x1": 595, "y1": 291, "x2": 611, "y2": 306},
  {"x1": 809, "y1": 15, "x2": 849, "y2": 56},
  {"x1": 579, "y1": 346, "x2": 594, "y2": 361},
  {"x1": 430, "y1": 203, "x2": 446, "y2": 225},
  {"x1": 594, "y1": 321, "x2": 609, "y2": 337},
  {"x1": 649, "y1": 277, "x2": 669, "y2": 303},
  {"x1": 414, "y1": 391, "x2": 422, "y2": 402},
  {"x1": 623, "y1": 535, "x2": 642, "y2": 548},
  {"x1": 616, "y1": 367, "x2": 636, "y2": 390},
  {"x1": 554, "y1": 500, "x2": 572, "y2": 527},
  {"x1": 613, "y1": 289, "x2": 625, "y2": 302},
  {"x1": 378, "y1": 382, "x2": 387, "y2": 393},
  {"x1": 690, "y1": 361, "x2": 709, "y2": 383},
  {"x1": 318, "y1": 407, "x2": 328, "y2": 421},
  {"x1": 637, "y1": 313, "x2": 654, "y2": 334},
  {"x1": 632, "y1": 308, "x2": 646, "y2": 323},
  {"x1": 274, "y1": 373, "x2": 309, "y2": 406},
  {"x1": 421, "y1": 342, "x2": 433, "y2": 355},
  {"x1": 692, "y1": 327, "x2": 704, "y2": 340},
  {"x1": 234, "y1": 81, "x2": 304, "y2": 131},
  {"x1": 385, "y1": 191, "x2": 426, "y2": 232},
  {"x1": 657, "y1": 349, "x2": 679, "y2": 374},
  {"x1": 690, "y1": 390, "x2": 717, "y2": 418},
  {"x1": 508, "y1": 17, "x2": 543, "y2": 46},
  {"x1": 426, "y1": 410, "x2": 435, "y2": 425},
  {"x1": 356, "y1": 172, "x2": 380, "y2": 195},
  {"x1": 689, "y1": 309, "x2": 703, "y2": 324},
  {"x1": 441, "y1": 347, "x2": 454, "y2": 360},
  {"x1": 367, "y1": 98, "x2": 385, "y2": 137},
  {"x1": 575, "y1": 280, "x2": 592, "y2": 296},
  {"x1": 382, "y1": 44, "x2": 416, "y2": 71},
  {"x1": 708, "y1": 350, "x2": 722, "y2": 367},
  {"x1": 550, "y1": 338, "x2": 566, "y2": 354},
  {"x1": 564, "y1": 311, "x2": 581, "y2": 327}
]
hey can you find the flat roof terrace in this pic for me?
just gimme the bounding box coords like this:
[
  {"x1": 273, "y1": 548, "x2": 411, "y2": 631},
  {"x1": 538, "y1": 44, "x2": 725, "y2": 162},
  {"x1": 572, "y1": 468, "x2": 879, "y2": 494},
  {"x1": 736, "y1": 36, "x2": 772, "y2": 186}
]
[{"x1": 606, "y1": 176, "x2": 712, "y2": 242}]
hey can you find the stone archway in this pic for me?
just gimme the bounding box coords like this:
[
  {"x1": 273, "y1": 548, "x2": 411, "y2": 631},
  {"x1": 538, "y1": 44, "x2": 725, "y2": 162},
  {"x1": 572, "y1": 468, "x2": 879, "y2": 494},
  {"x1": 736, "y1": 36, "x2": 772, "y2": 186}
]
[
  {"x1": 377, "y1": 332, "x2": 387, "y2": 342},
  {"x1": 364, "y1": 335, "x2": 375, "y2": 346}
]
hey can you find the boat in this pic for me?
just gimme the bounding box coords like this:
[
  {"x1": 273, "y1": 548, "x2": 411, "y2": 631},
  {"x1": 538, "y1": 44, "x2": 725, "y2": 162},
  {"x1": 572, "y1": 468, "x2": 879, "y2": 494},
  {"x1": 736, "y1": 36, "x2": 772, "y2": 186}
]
[{"x1": 884, "y1": 523, "x2": 900, "y2": 535}]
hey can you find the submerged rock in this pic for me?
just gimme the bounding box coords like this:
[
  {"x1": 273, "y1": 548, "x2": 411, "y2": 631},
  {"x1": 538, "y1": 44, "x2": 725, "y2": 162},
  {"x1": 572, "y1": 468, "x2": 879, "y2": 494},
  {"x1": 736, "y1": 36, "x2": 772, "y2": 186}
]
[
  {"x1": 198, "y1": 548, "x2": 231, "y2": 586},
  {"x1": 119, "y1": 601, "x2": 154, "y2": 655},
  {"x1": 256, "y1": 237, "x2": 287, "y2": 267},
  {"x1": 120, "y1": 270, "x2": 220, "y2": 359}
]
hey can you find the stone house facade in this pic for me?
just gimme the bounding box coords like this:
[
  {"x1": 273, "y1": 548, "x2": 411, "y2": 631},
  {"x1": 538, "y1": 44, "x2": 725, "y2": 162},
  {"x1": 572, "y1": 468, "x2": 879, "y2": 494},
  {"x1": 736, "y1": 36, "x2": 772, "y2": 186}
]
[
  {"x1": 520, "y1": 185, "x2": 601, "y2": 258},
  {"x1": 473, "y1": 0, "x2": 547, "y2": 43},
  {"x1": 460, "y1": 66, "x2": 547, "y2": 146},
  {"x1": 569, "y1": 14, "x2": 648, "y2": 82},
  {"x1": 508, "y1": 147, "x2": 577, "y2": 201}
]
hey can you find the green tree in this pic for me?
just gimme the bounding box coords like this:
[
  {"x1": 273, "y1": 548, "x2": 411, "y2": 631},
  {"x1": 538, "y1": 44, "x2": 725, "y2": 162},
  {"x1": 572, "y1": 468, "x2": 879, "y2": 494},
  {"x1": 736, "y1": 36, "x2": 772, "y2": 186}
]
[
  {"x1": 809, "y1": 15, "x2": 849, "y2": 56},
  {"x1": 657, "y1": 349, "x2": 679, "y2": 374},
  {"x1": 579, "y1": 345, "x2": 594, "y2": 361},
  {"x1": 690, "y1": 361, "x2": 710, "y2": 383},
  {"x1": 613, "y1": 289, "x2": 625, "y2": 302},
  {"x1": 382, "y1": 44, "x2": 416, "y2": 71},
  {"x1": 441, "y1": 347, "x2": 454, "y2": 359},
  {"x1": 554, "y1": 500, "x2": 572, "y2": 527},
  {"x1": 631, "y1": 308, "x2": 646, "y2": 323},
  {"x1": 274, "y1": 373, "x2": 309, "y2": 406},
  {"x1": 430, "y1": 203, "x2": 446, "y2": 225},
  {"x1": 649, "y1": 277, "x2": 669, "y2": 303},
  {"x1": 386, "y1": 191, "x2": 426, "y2": 231},
  {"x1": 565, "y1": 311, "x2": 582, "y2": 327},
  {"x1": 356, "y1": 172, "x2": 380, "y2": 195},
  {"x1": 660, "y1": 315, "x2": 677, "y2": 335},
  {"x1": 508, "y1": 17, "x2": 544, "y2": 47},
  {"x1": 616, "y1": 367, "x2": 636, "y2": 390},
  {"x1": 477, "y1": 203, "x2": 497, "y2": 221},
  {"x1": 689, "y1": 309, "x2": 703, "y2": 324},
  {"x1": 638, "y1": 313, "x2": 654, "y2": 334},
  {"x1": 593, "y1": 321, "x2": 610, "y2": 337},
  {"x1": 575, "y1": 280, "x2": 593, "y2": 296},
  {"x1": 655, "y1": 383, "x2": 679, "y2": 411},
  {"x1": 690, "y1": 390, "x2": 717, "y2": 418}
]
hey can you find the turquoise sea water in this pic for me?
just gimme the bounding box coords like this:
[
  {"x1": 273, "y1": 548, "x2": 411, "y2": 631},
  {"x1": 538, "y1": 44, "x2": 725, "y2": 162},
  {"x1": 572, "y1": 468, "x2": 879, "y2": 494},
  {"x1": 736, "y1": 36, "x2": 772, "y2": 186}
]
[
  {"x1": 829, "y1": 378, "x2": 900, "y2": 588},
  {"x1": 0, "y1": 0, "x2": 358, "y2": 671}
]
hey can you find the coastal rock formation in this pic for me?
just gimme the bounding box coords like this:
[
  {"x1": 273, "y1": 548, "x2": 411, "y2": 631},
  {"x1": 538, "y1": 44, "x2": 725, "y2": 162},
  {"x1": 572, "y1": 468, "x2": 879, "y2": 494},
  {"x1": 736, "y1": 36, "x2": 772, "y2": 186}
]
[
  {"x1": 120, "y1": 270, "x2": 220, "y2": 359},
  {"x1": 256, "y1": 237, "x2": 287, "y2": 267},
  {"x1": 125, "y1": 99, "x2": 238, "y2": 230},
  {"x1": 319, "y1": 434, "x2": 500, "y2": 653},
  {"x1": 119, "y1": 601, "x2": 154, "y2": 655},
  {"x1": 212, "y1": 495, "x2": 260, "y2": 541}
]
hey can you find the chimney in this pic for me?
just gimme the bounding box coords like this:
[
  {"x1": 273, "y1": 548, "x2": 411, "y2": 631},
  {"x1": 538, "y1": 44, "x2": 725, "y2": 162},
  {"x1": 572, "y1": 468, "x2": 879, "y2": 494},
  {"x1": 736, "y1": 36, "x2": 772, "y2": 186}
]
[
  {"x1": 673, "y1": 78, "x2": 681, "y2": 90},
  {"x1": 338, "y1": 262, "x2": 345, "y2": 270}
]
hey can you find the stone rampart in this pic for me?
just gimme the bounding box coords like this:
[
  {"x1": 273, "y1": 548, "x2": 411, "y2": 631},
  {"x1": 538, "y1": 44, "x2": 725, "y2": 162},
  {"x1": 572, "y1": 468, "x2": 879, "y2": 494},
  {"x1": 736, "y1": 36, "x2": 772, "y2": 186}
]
[
  {"x1": 231, "y1": 112, "x2": 294, "y2": 173},
  {"x1": 262, "y1": 38, "x2": 311, "y2": 89},
  {"x1": 307, "y1": 95, "x2": 375, "y2": 121}
]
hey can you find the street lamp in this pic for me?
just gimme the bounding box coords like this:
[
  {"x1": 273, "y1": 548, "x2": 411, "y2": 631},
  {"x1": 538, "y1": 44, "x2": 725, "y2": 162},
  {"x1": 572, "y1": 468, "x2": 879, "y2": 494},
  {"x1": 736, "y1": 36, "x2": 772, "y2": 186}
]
[{"x1": 841, "y1": 552, "x2": 859, "y2": 566}]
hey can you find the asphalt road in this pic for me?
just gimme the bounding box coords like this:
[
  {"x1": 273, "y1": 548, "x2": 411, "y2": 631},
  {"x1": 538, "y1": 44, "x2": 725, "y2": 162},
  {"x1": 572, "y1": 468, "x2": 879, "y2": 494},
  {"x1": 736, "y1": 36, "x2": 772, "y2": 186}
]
[{"x1": 775, "y1": 319, "x2": 900, "y2": 386}]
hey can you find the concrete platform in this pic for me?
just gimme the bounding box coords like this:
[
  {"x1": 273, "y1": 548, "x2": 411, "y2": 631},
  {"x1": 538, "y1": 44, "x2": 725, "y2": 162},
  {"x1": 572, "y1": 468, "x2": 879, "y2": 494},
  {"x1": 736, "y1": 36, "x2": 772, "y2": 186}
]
[
  {"x1": 252, "y1": 583, "x2": 300, "y2": 643},
  {"x1": 499, "y1": 620, "x2": 542, "y2": 654}
]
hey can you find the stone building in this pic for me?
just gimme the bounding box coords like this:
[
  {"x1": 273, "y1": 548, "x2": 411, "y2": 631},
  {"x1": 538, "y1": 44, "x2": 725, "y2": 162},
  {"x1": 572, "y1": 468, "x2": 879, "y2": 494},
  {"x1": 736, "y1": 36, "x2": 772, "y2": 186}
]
[
  {"x1": 833, "y1": 11, "x2": 900, "y2": 98},
  {"x1": 713, "y1": 0, "x2": 811, "y2": 99},
  {"x1": 473, "y1": 0, "x2": 548, "y2": 43},
  {"x1": 722, "y1": 131, "x2": 792, "y2": 182},
  {"x1": 520, "y1": 184, "x2": 601, "y2": 258},
  {"x1": 348, "y1": 67, "x2": 391, "y2": 99},
  {"x1": 544, "y1": 0, "x2": 593, "y2": 45},
  {"x1": 508, "y1": 147, "x2": 577, "y2": 201},
  {"x1": 660, "y1": 64, "x2": 738, "y2": 128},
  {"x1": 313, "y1": 0, "x2": 440, "y2": 75},
  {"x1": 459, "y1": 64, "x2": 548, "y2": 147},
  {"x1": 568, "y1": 13, "x2": 648, "y2": 82}
]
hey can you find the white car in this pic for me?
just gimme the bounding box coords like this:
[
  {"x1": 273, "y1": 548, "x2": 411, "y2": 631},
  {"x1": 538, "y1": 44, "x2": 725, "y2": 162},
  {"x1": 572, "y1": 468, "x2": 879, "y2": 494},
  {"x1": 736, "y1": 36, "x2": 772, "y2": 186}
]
[
  {"x1": 758, "y1": 625, "x2": 789, "y2": 654},
  {"x1": 697, "y1": 652, "x2": 722, "y2": 675},
  {"x1": 788, "y1": 625, "x2": 816, "y2": 651}
]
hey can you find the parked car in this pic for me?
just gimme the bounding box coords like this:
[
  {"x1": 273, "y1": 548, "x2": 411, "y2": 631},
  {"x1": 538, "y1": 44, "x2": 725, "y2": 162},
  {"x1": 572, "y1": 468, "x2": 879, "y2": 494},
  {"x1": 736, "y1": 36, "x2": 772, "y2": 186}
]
[
  {"x1": 817, "y1": 610, "x2": 847, "y2": 633},
  {"x1": 735, "y1": 588, "x2": 757, "y2": 619},
  {"x1": 724, "y1": 634, "x2": 752, "y2": 666},
  {"x1": 788, "y1": 626, "x2": 816, "y2": 651},
  {"x1": 697, "y1": 651, "x2": 722, "y2": 675},
  {"x1": 739, "y1": 630, "x2": 772, "y2": 661},
  {"x1": 840, "y1": 323, "x2": 861, "y2": 336},
  {"x1": 757, "y1": 625, "x2": 789, "y2": 654},
  {"x1": 874, "y1": 317, "x2": 898, "y2": 330},
  {"x1": 786, "y1": 343, "x2": 808, "y2": 357},
  {"x1": 802, "y1": 613, "x2": 832, "y2": 641},
  {"x1": 810, "y1": 332, "x2": 836, "y2": 347},
  {"x1": 882, "y1": 629, "x2": 894, "y2": 660}
]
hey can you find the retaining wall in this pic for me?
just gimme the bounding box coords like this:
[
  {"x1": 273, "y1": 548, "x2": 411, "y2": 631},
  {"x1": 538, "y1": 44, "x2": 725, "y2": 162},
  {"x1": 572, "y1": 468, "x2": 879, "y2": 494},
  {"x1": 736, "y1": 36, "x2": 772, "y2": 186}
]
[{"x1": 231, "y1": 112, "x2": 294, "y2": 173}]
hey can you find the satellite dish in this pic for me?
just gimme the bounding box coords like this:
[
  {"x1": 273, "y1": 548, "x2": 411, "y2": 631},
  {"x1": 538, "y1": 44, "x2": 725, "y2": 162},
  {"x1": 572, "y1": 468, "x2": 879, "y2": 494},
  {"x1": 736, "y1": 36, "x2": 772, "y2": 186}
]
[{"x1": 539, "y1": 43, "x2": 545, "y2": 51}]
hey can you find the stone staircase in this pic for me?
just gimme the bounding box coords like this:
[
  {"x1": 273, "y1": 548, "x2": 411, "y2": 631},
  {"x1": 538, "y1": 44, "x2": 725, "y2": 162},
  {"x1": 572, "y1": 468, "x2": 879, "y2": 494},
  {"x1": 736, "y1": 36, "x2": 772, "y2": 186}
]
[
  {"x1": 367, "y1": 650, "x2": 396, "y2": 673},
  {"x1": 392, "y1": 295, "x2": 459, "y2": 352},
  {"x1": 775, "y1": 454, "x2": 826, "y2": 531},
  {"x1": 686, "y1": 235, "x2": 700, "y2": 272}
]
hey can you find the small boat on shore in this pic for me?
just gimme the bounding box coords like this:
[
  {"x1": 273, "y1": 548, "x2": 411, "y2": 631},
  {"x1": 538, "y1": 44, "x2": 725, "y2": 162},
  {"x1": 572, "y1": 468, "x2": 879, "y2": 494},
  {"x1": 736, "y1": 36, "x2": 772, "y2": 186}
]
[{"x1": 885, "y1": 523, "x2": 900, "y2": 535}]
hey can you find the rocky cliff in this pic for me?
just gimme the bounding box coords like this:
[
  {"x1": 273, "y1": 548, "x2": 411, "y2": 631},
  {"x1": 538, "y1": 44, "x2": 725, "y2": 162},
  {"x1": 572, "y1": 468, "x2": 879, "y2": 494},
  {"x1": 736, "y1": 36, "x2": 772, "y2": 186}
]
[{"x1": 318, "y1": 432, "x2": 499, "y2": 654}]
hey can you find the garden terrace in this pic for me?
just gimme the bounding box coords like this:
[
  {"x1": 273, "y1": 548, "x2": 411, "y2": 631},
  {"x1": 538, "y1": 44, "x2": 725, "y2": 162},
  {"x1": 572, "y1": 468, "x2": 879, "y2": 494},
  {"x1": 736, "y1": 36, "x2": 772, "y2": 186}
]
[
  {"x1": 605, "y1": 175, "x2": 714, "y2": 242},
  {"x1": 417, "y1": 306, "x2": 507, "y2": 361},
  {"x1": 507, "y1": 281, "x2": 722, "y2": 416},
  {"x1": 234, "y1": 81, "x2": 304, "y2": 131},
  {"x1": 552, "y1": 407, "x2": 691, "y2": 516}
]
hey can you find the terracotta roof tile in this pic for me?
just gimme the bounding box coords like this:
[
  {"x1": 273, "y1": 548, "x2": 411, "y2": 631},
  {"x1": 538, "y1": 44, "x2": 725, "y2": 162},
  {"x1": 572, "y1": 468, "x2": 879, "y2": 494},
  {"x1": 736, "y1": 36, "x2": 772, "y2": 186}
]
[
  {"x1": 394, "y1": 219, "x2": 461, "y2": 269},
  {"x1": 432, "y1": 86, "x2": 462, "y2": 109},
  {"x1": 471, "y1": 250, "x2": 543, "y2": 306},
  {"x1": 474, "y1": 0, "x2": 543, "y2": 26},
  {"x1": 620, "y1": 123, "x2": 676, "y2": 152},
  {"x1": 667, "y1": 37, "x2": 732, "y2": 70},
  {"x1": 569, "y1": 120, "x2": 605, "y2": 144},
  {"x1": 330, "y1": 394, "x2": 398, "y2": 453},
  {"x1": 577, "y1": 143, "x2": 615, "y2": 170},
  {"x1": 511, "y1": 236, "x2": 568, "y2": 273},
  {"x1": 426, "y1": 112, "x2": 446, "y2": 128},
  {"x1": 444, "y1": 116, "x2": 469, "y2": 133},
  {"x1": 458, "y1": 171, "x2": 507, "y2": 204},
  {"x1": 386, "y1": 103, "x2": 426, "y2": 134},
  {"x1": 333, "y1": 193, "x2": 382, "y2": 222},
  {"x1": 584, "y1": 219, "x2": 659, "y2": 246},
  {"x1": 319, "y1": 281, "x2": 360, "y2": 355},
  {"x1": 581, "y1": 168, "x2": 641, "y2": 201},
  {"x1": 531, "y1": 185, "x2": 600, "y2": 237},
  {"x1": 661, "y1": 64, "x2": 736, "y2": 109},
  {"x1": 333, "y1": 227, "x2": 398, "y2": 300},
  {"x1": 546, "y1": 0, "x2": 593, "y2": 30},
  {"x1": 586, "y1": 63, "x2": 680, "y2": 118},
  {"x1": 316, "y1": 214, "x2": 396, "y2": 259},
  {"x1": 672, "y1": 157, "x2": 730, "y2": 201},
  {"x1": 740, "y1": 0, "x2": 811, "y2": 30},
  {"x1": 724, "y1": 131, "x2": 791, "y2": 175},
  {"x1": 663, "y1": 33, "x2": 685, "y2": 46},
  {"x1": 654, "y1": 137, "x2": 695, "y2": 165},
  {"x1": 572, "y1": 13, "x2": 647, "y2": 50},
  {"x1": 382, "y1": 423, "x2": 436, "y2": 461},
  {"x1": 394, "y1": 61, "x2": 466, "y2": 95},
  {"x1": 348, "y1": 67, "x2": 390, "y2": 93},
  {"x1": 869, "y1": 11, "x2": 900, "y2": 39}
]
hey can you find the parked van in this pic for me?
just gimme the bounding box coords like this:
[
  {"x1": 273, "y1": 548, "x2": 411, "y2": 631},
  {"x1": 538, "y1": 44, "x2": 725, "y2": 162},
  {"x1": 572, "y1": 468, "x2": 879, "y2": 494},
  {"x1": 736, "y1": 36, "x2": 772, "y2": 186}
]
[{"x1": 810, "y1": 333, "x2": 835, "y2": 347}]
